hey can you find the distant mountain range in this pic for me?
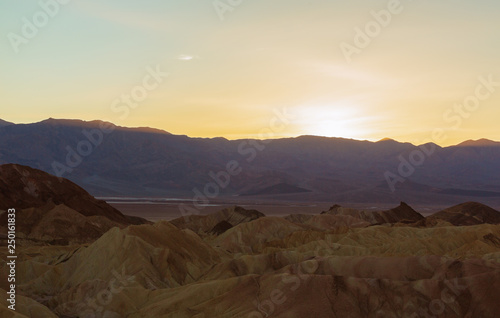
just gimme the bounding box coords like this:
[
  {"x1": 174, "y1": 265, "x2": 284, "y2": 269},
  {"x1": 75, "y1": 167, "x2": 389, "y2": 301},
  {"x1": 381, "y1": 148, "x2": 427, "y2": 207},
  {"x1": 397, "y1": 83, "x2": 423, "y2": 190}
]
[{"x1": 1, "y1": 118, "x2": 500, "y2": 206}]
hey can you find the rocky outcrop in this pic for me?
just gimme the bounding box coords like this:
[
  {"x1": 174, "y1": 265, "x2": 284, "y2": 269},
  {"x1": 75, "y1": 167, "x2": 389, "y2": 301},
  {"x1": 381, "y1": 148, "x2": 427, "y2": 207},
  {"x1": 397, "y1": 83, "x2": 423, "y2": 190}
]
[
  {"x1": 427, "y1": 202, "x2": 500, "y2": 226},
  {"x1": 321, "y1": 202, "x2": 424, "y2": 225},
  {"x1": 0, "y1": 164, "x2": 149, "y2": 244},
  {"x1": 0, "y1": 164, "x2": 146, "y2": 225},
  {"x1": 170, "y1": 206, "x2": 265, "y2": 235}
]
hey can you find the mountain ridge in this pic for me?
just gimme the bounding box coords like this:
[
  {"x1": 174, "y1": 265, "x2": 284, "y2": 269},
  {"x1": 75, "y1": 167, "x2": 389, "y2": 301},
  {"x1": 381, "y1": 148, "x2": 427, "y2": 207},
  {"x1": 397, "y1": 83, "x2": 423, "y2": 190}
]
[
  {"x1": 1, "y1": 118, "x2": 500, "y2": 205},
  {"x1": 2, "y1": 118, "x2": 499, "y2": 145},
  {"x1": 0, "y1": 119, "x2": 13, "y2": 127},
  {"x1": 456, "y1": 138, "x2": 500, "y2": 147}
]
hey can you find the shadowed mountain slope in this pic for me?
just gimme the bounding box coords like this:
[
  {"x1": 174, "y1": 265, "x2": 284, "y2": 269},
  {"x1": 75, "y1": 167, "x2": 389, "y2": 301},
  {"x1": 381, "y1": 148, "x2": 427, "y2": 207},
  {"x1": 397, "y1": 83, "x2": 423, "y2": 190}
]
[
  {"x1": 0, "y1": 164, "x2": 148, "y2": 243},
  {"x1": 426, "y1": 202, "x2": 500, "y2": 226},
  {"x1": 0, "y1": 119, "x2": 13, "y2": 127},
  {"x1": 321, "y1": 202, "x2": 424, "y2": 225},
  {"x1": 170, "y1": 205, "x2": 265, "y2": 236},
  {"x1": 0, "y1": 164, "x2": 145, "y2": 224},
  {"x1": 457, "y1": 139, "x2": 500, "y2": 147}
]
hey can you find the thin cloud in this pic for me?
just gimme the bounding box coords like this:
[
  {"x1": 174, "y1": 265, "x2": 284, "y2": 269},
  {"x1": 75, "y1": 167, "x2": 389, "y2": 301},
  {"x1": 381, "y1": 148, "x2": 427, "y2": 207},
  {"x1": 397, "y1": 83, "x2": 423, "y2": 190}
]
[{"x1": 176, "y1": 54, "x2": 200, "y2": 61}]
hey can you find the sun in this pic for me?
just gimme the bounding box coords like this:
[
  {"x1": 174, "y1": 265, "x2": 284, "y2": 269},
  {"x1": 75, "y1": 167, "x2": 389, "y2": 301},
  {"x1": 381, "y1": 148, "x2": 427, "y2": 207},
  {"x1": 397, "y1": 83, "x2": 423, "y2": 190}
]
[{"x1": 295, "y1": 103, "x2": 371, "y2": 140}]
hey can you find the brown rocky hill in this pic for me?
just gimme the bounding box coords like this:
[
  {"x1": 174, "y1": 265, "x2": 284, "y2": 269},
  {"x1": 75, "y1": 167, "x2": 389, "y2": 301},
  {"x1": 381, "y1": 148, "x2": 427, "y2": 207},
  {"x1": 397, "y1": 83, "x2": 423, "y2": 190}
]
[
  {"x1": 0, "y1": 164, "x2": 145, "y2": 224},
  {"x1": 426, "y1": 202, "x2": 500, "y2": 226},
  {"x1": 321, "y1": 202, "x2": 424, "y2": 225},
  {"x1": 170, "y1": 205, "x2": 265, "y2": 236},
  {"x1": 0, "y1": 164, "x2": 148, "y2": 243}
]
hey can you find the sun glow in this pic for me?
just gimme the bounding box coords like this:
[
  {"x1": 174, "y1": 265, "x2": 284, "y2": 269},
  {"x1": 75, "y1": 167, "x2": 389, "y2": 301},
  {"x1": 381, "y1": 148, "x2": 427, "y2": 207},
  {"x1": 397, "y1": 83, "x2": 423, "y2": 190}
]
[{"x1": 295, "y1": 103, "x2": 373, "y2": 140}]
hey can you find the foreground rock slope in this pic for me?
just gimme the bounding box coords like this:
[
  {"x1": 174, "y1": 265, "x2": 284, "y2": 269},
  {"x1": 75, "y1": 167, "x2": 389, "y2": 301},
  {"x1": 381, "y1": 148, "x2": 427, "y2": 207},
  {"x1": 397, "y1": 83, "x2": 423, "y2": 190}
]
[
  {"x1": 1, "y1": 200, "x2": 499, "y2": 317},
  {"x1": 0, "y1": 164, "x2": 149, "y2": 244}
]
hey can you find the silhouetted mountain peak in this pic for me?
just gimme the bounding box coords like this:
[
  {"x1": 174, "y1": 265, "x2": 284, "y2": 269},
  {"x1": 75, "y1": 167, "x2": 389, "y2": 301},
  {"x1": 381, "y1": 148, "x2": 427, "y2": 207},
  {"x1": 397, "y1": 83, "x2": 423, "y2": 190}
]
[
  {"x1": 321, "y1": 202, "x2": 423, "y2": 224},
  {"x1": 418, "y1": 141, "x2": 441, "y2": 149},
  {"x1": 428, "y1": 201, "x2": 500, "y2": 225},
  {"x1": 396, "y1": 202, "x2": 413, "y2": 210},
  {"x1": 377, "y1": 137, "x2": 396, "y2": 142},
  {"x1": 170, "y1": 205, "x2": 265, "y2": 236},
  {"x1": 0, "y1": 119, "x2": 14, "y2": 127},
  {"x1": 36, "y1": 118, "x2": 174, "y2": 135},
  {"x1": 457, "y1": 139, "x2": 500, "y2": 147}
]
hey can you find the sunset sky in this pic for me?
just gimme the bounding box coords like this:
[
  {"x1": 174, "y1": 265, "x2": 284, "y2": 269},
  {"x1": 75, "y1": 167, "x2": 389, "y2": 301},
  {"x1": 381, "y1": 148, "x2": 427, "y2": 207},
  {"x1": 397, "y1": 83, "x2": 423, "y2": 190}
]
[{"x1": 1, "y1": 0, "x2": 499, "y2": 146}]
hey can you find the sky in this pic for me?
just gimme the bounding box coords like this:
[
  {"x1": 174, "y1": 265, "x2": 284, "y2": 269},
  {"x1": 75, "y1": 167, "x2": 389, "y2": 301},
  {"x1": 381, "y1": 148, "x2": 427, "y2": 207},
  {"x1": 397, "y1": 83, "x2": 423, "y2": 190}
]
[{"x1": 1, "y1": 0, "x2": 499, "y2": 146}]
